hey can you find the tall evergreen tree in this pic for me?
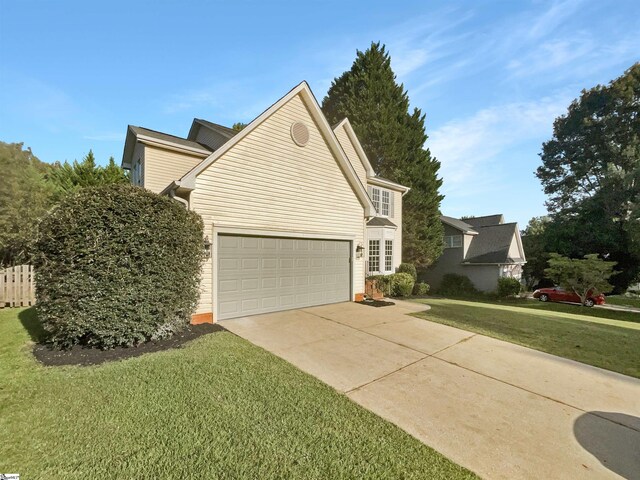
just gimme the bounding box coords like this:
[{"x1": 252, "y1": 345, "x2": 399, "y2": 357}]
[
  {"x1": 48, "y1": 150, "x2": 129, "y2": 199},
  {"x1": 322, "y1": 42, "x2": 444, "y2": 266}
]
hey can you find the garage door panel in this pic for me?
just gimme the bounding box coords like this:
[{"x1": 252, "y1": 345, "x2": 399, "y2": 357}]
[{"x1": 217, "y1": 235, "x2": 351, "y2": 320}]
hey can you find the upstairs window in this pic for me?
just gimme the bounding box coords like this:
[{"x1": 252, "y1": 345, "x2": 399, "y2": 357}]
[
  {"x1": 370, "y1": 187, "x2": 391, "y2": 216},
  {"x1": 132, "y1": 158, "x2": 143, "y2": 186},
  {"x1": 444, "y1": 235, "x2": 462, "y2": 248}
]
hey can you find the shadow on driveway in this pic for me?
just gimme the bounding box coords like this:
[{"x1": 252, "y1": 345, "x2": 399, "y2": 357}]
[{"x1": 574, "y1": 412, "x2": 640, "y2": 480}]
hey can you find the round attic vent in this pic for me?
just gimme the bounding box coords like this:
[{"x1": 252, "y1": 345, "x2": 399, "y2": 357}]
[{"x1": 290, "y1": 121, "x2": 310, "y2": 146}]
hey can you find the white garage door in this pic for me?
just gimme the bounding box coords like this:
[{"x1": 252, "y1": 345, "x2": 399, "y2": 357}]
[{"x1": 217, "y1": 235, "x2": 351, "y2": 320}]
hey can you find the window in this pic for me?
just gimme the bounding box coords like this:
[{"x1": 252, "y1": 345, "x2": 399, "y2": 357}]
[
  {"x1": 368, "y1": 240, "x2": 380, "y2": 272},
  {"x1": 370, "y1": 187, "x2": 391, "y2": 216},
  {"x1": 132, "y1": 158, "x2": 143, "y2": 186},
  {"x1": 381, "y1": 190, "x2": 390, "y2": 216},
  {"x1": 444, "y1": 235, "x2": 462, "y2": 248},
  {"x1": 385, "y1": 240, "x2": 393, "y2": 271},
  {"x1": 372, "y1": 188, "x2": 380, "y2": 212}
]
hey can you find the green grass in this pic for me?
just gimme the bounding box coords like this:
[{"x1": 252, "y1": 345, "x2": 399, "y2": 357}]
[
  {"x1": 0, "y1": 308, "x2": 475, "y2": 480},
  {"x1": 413, "y1": 298, "x2": 640, "y2": 379},
  {"x1": 605, "y1": 295, "x2": 640, "y2": 309}
]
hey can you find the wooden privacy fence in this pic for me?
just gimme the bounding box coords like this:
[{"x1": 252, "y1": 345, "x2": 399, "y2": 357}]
[{"x1": 0, "y1": 265, "x2": 35, "y2": 308}]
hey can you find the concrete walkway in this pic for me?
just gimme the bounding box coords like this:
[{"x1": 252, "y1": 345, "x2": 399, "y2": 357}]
[{"x1": 220, "y1": 301, "x2": 640, "y2": 480}]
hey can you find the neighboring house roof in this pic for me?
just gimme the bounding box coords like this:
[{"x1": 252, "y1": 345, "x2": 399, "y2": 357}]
[
  {"x1": 462, "y1": 214, "x2": 505, "y2": 228},
  {"x1": 441, "y1": 215, "x2": 478, "y2": 235},
  {"x1": 463, "y1": 222, "x2": 525, "y2": 265},
  {"x1": 122, "y1": 126, "x2": 212, "y2": 168},
  {"x1": 367, "y1": 217, "x2": 397, "y2": 228},
  {"x1": 175, "y1": 81, "x2": 375, "y2": 217}
]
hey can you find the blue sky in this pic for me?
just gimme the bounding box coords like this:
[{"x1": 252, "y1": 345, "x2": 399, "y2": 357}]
[{"x1": 1, "y1": 0, "x2": 638, "y2": 226}]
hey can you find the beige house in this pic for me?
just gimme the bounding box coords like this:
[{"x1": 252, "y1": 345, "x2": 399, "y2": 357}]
[
  {"x1": 421, "y1": 215, "x2": 526, "y2": 292},
  {"x1": 122, "y1": 82, "x2": 409, "y2": 323}
]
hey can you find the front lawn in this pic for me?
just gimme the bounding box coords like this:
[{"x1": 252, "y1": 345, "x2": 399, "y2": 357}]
[
  {"x1": 0, "y1": 308, "x2": 475, "y2": 479},
  {"x1": 413, "y1": 298, "x2": 640, "y2": 379},
  {"x1": 606, "y1": 295, "x2": 640, "y2": 309}
]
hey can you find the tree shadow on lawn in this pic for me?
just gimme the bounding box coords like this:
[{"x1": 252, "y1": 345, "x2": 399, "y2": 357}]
[
  {"x1": 18, "y1": 307, "x2": 224, "y2": 367},
  {"x1": 574, "y1": 412, "x2": 640, "y2": 479}
]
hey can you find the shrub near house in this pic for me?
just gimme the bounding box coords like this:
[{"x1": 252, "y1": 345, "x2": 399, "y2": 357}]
[{"x1": 34, "y1": 184, "x2": 204, "y2": 349}]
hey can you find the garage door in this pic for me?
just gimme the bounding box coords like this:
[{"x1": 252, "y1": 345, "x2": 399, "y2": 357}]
[{"x1": 217, "y1": 235, "x2": 351, "y2": 320}]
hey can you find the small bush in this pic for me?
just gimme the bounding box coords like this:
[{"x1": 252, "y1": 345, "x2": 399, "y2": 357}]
[
  {"x1": 34, "y1": 184, "x2": 204, "y2": 349},
  {"x1": 396, "y1": 263, "x2": 417, "y2": 281},
  {"x1": 391, "y1": 272, "x2": 415, "y2": 297},
  {"x1": 497, "y1": 277, "x2": 522, "y2": 298},
  {"x1": 438, "y1": 274, "x2": 477, "y2": 296},
  {"x1": 367, "y1": 274, "x2": 392, "y2": 296},
  {"x1": 413, "y1": 282, "x2": 430, "y2": 296}
]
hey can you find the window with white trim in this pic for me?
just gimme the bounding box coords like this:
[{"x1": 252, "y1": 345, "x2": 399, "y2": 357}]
[
  {"x1": 371, "y1": 188, "x2": 380, "y2": 212},
  {"x1": 385, "y1": 240, "x2": 393, "y2": 271},
  {"x1": 444, "y1": 235, "x2": 462, "y2": 248},
  {"x1": 368, "y1": 240, "x2": 380, "y2": 272},
  {"x1": 371, "y1": 187, "x2": 391, "y2": 216}
]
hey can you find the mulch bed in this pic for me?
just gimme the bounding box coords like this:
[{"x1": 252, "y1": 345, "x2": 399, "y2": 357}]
[
  {"x1": 32, "y1": 323, "x2": 225, "y2": 367},
  {"x1": 356, "y1": 299, "x2": 396, "y2": 308}
]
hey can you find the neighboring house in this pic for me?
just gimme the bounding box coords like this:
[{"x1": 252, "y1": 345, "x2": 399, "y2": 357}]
[
  {"x1": 121, "y1": 81, "x2": 409, "y2": 323},
  {"x1": 421, "y1": 214, "x2": 526, "y2": 292}
]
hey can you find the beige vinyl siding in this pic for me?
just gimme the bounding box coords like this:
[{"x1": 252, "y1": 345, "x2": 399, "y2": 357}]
[
  {"x1": 334, "y1": 124, "x2": 367, "y2": 185},
  {"x1": 143, "y1": 145, "x2": 205, "y2": 194},
  {"x1": 393, "y1": 190, "x2": 402, "y2": 269},
  {"x1": 508, "y1": 233, "x2": 521, "y2": 259},
  {"x1": 195, "y1": 127, "x2": 232, "y2": 151},
  {"x1": 191, "y1": 93, "x2": 366, "y2": 315}
]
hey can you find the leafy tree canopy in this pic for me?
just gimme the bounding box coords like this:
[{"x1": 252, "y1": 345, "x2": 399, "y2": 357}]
[
  {"x1": 48, "y1": 150, "x2": 128, "y2": 200},
  {"x1": 232, "y1": 122, "x2": 247, "y2": 131},
  {"x1": 322, "y1": 42, "x2": 444, "y2": 266},
  {"x1": 535, "y1": 63, "x2": 640, "y2": 291},
  {"x1": 545, "y1": 253, "x2": 617, "y2": 305},
  {"x1": 1, "y1": 145, "x2": 129, "y2": 266},
  {"x1": 0, "y1": 142, "x2": 56, "y2": 265}
]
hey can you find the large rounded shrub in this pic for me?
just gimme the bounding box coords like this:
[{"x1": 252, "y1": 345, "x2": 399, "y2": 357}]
[{"x1": 34, "y1": 184, "x2": 204, "y2": 349}]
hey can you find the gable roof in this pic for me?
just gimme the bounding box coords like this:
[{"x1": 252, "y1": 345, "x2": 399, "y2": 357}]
[
  {"x1": 463, "y1": 222, "x2": 525, "y2": 264},
  {"x1": 441, "y1": 215, "x2": 478, "y2": 235},
  {"x1": 177, "y1": 81, "x2": 375, "y2": 216},
  {"x1": 121, "y1": 126, "x2": 212, "y2": 168},
  {"x1": 463, "y1": 214, "x2": 504, "y2": 228},
  {"x1": 187, "y1": 119, "x2": 238, "y2": 142}
]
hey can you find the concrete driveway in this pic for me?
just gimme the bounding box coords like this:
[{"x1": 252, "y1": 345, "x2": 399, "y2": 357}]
[{"x1": 220, "y1": 301, "x2": 640, "y2": 480}]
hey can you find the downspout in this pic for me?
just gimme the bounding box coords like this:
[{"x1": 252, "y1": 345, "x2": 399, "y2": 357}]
[{"x1": 169, "y1": 189, "x2": 189, "y2": 209}]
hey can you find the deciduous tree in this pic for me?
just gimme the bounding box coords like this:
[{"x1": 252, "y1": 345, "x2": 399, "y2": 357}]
[
  {"x1": 536, "y1": 63, "x2": 640, "y2": 290},
  {"x1": 545, "y1": 253, "x2": 617, "y2": 306}
]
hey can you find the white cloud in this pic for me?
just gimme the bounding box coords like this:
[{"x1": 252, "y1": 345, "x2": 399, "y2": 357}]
[
  {"x1": 428, "y1": 95, "x2": 570, "y2": 197},
  {"x1": 83, "y1": 132, "x2": 123, "y2": 142}
]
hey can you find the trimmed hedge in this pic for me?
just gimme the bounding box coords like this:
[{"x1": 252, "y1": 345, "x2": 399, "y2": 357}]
[
  {"x1": 34, "y1": 184, "x2": 204, "y2": 349},
  {"x1": 497, "y1": 277, "x2": 522, "y2": 297},
  {"x1": 438, "y1": 274, "x2": 477, "y2": 297},
  {"x1": 367, "y1": 272, "x2": 416, "y2": 298}
]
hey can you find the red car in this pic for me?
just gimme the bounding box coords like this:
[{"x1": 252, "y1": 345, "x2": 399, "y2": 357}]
[{"x1": 532, "y1": 287, "x2": 605, "y2": 307}]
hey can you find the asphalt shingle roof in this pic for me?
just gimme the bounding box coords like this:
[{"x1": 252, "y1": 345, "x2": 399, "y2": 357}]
[
  {"x1": 367, "y1": 217, "x2": 397, "y2": 227},
  {"x1": 440, "y1": 216, "x2": 478, "y2": 234},
  {"x1": 464, "y1": 223, "x2": 520, "y2": 264},
  {"x1": 462, "y1": 214, "x2": 505, "y2": 228},
  {"x1": 129, "y1": 126, "x2": 212, "y2": 152}
]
